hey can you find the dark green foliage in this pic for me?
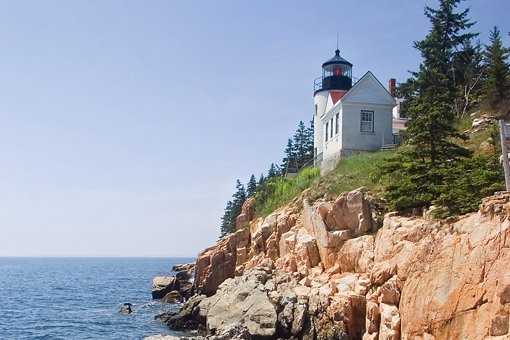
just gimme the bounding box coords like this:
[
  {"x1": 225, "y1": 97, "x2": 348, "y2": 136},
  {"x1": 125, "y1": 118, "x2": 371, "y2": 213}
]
[
  {"x1": 452, "y1": 40, "x2": 485, "y2": 116},
  {"x1": 258, "y1": 173, "x2": 266, "y2": 186},
  {"x1": 293, "y1": 121, "x2": 314, "y2": 169},
  {"x1": 383, "y1": 150, "x2": 442, "y2": 211},
  {"x1": 434, "y1": 155, "x2": 504, "y2": 217},
  {"x1": 384, "y1": 0, "x2": 475, "y2": 212},
  {"x1": 483, "y1": 26, "x2": 510, "y2": 114},
  {"x1": 247, "y1": 174, "x2": 257, "y2": 197},
  {"x1": 219, "y1": 180, "x2": 247, "y2": 237},
  {"x1": 281, "y1": 138, "x2": 297, "y2": 175},
  {"x1": 281, "y1": 121, "x2": 315, "y2": 176},
  {"x1": 267, "y1": 163, "x2": 279, "y2": 179},
  {"x1": 220, "y1": 200, "x2": 235, "y2": 237}
]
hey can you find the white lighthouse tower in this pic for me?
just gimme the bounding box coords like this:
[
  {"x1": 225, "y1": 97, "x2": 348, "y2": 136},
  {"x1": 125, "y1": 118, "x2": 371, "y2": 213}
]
[{"x1": 313, "y1": 49, "x2": 353, "y2": 165}]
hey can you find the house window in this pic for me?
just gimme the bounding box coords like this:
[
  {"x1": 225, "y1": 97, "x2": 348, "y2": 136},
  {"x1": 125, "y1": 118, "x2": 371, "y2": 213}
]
[
  {"x1": 330, "y1": 118, "x2": 334, "y2": 138},
  {"x1": 360, "y1": 110, "x2": 374, "y2": 133},
  {"x1": 325, "y1": 122, "x2": 329, "y2": 142},
  {"x1": 315, "y1": 104, "x2": 318, "y2": 116},
  {"x1": 335, "y1": 112, "x2": 339, "y2": 135}
]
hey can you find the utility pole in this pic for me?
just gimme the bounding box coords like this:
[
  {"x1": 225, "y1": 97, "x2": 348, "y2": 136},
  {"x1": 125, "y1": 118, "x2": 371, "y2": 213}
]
[{"x1": 499, "y1": 119, "x2": 510, "y2": 190}]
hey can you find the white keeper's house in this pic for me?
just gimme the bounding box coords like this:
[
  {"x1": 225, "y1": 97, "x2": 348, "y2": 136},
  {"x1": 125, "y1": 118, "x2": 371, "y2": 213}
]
[{"x1": 313, "y1": 49, "x2": 398, "y2": 171}]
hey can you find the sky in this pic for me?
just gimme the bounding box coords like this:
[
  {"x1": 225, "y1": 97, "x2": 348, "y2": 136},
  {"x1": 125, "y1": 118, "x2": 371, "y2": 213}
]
[{"x1": 0, "y1": 0, "x2": 508, "y2": 257}]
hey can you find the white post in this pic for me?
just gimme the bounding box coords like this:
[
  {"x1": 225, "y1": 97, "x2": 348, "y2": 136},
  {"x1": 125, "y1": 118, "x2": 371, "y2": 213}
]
[{"x1": 499, "y1": 119, "x2": 510, "y2": 191}]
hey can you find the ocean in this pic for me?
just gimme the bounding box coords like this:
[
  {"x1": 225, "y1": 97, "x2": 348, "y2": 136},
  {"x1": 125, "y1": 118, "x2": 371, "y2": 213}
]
[{"x1": 0, "y1": 257, "x2": 195, "y2": 340}]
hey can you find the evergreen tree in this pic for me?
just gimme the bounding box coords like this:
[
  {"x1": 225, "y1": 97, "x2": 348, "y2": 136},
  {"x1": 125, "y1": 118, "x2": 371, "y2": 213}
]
[
  {"x1": 232, "y1": 179, "x2": 246, "y2": 211},
  {"x1": 292, "y1": 121, "x2": 309, "y2": 168},
  {"x1": 220, "y1": 180, "x2": 247, "y2": 237},
  {"x1": 398, "y1": 0, "x2": 478, "y2": 117},
  {"x1": 306, "y1": 120, "x2": 315, "y2": 162},
  {"x1": 452, "y1": 40, "x2": 485, "y2": 116},
  {"x1": 484, "y1": 26, "x2": 510, "y2": 114},
  {"x1": 258, "y1": 173, "x2": 266, "y2": 187},
  {"x1": 267, "y1": 163, "x2": 279, "y2": 179},
  {"x1": 220, "y1": 201, "x2": 234, "y2": 237},
  {"x1": 247, "y1": 174, "x2": 257, "y2": 197},
  {"x1": 281, "y1": 139, "x2": 296, "y2": 175},
  {"x1": 384, "y1": 0, "x2": 473, "y2": 211}
]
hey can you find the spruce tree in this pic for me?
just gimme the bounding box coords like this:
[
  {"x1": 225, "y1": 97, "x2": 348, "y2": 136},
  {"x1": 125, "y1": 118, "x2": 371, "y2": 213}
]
[
  {"x1": 220, "y1": 180, "x2": 247, "y2": 237},
  {"x1": 306, "y1": 120, "x2": 315, "y2": 163},
  {"x1": 247, "y1": 174, "x2": 257, "y2": 197},
  {"x1": 384, "y1": 0, "x2": 473, "y2": 211},
  {"x1": 281, "y1": 139, "x2": 296, "y2": 175},
  {"x1": 267, "y1": 163, "x2": 279, "y2": 179},
  {"x1": 292, "y1": 121, "x2": 309, "y2": 168},
  {"x1": 484, "y1": 26, "x2": 509, "y2": 114},
  {"x1": 452, "y1": 40, "x2": 485, "y2": 116},
  {"x1": 258, "y1": 173, "x2": 266, "y2": 186},
  {"x1": 220, "y1": 201, "x2": 234, "y2": 237}
]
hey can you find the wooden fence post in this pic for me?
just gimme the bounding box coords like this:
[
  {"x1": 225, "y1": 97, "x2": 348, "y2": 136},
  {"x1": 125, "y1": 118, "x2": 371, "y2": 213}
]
[{"x1": 499, "y1": 119, "x2": 510, "y2": 191}]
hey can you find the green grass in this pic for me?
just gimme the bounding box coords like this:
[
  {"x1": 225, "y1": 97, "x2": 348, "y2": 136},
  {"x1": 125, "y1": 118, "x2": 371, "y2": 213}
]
[
  {"x1": 306, "y1": 151, "x2": 395, "y2": 202},
  {"x1": 255, "y1": 167, "x2": 320, "y2": 217}
]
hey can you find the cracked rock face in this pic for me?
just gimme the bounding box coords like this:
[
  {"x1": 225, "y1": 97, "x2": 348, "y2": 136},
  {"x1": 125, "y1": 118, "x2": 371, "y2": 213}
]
[{"x1": 179, "y1": 190, "x2": 510, "y2": 339}]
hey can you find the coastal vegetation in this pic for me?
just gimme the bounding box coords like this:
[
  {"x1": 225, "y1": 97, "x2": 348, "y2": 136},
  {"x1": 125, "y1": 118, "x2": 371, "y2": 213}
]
[
  {"x1": 220, "y1": 0, "x2": 509, "y2": 236},
  {"x1": 382, "y1": 0, "x2": 507, "y2": 215}
]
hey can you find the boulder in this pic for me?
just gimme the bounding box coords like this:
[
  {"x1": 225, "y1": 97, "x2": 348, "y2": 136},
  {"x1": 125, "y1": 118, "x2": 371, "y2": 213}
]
[
  {"x1": 162, "y1": 190, "x2": 510, "y2": 340},
  {"x1": 161, "y1": 290, "x2": 184, "y2": 304},
  {"x1": 235, "y1": 196, "x2": 256, "y2": 229},
  {"x1": 152, "y1": 276, "x2": 179, "y2": 299},
  {"x1": 194, "y1": 228, "x2": 250, "y2": 296},
  {"x1": 205, "y1": 268, "x2": 277, "y2": 338},
  {"x1": 118, "y1": 303, "x2": 133, "y2": 315},
  {"x1": 156, "y1": 294, "x2": 207, "y2": 333},
  {"x1": 471, "y1": 117, "x2": 492, "y2": 133}
]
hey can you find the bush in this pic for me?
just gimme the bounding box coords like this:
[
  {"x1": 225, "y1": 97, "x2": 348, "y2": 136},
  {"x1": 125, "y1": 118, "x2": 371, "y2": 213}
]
[{"x1": 433, "y1": 155, "x2": 504, "y2": 217}]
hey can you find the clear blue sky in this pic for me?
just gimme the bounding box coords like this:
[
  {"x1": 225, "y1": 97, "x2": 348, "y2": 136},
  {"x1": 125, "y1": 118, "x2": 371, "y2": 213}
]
[{"x1": 0, "y1": 0, "x2": 508, "y2": 257}]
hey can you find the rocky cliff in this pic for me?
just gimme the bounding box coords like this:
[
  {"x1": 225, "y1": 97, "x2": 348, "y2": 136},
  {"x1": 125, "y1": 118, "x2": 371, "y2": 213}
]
[{"x1": 162, "y1": 189, "x2": 510, "y2": 340}]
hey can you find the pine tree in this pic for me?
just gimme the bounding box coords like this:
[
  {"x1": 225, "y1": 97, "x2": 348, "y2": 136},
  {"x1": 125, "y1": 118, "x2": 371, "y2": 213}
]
[
  {"x1": 220, "y1": 180, "x2": 247, "y2": 237},
  {"x1": 281, "y1": 139, "x2": 296, "y2": 175},
  {"x1": 220, "y1": 201, "x2": 234, "y2": 237},
  {"x1": 292, "y1": 121, "x2": 308, "y2": 168},
  {"x1": 247, "y1": 174, "x2": 257, "y2": 197},
  {"x1": 258, "y1": 173, "x2": 266, "y2": 187},
  {"x1": 452, "y1": 40, "x2": 485, "y2": 117},
  {"x1": 384, "y1": 0, "x2": 473, "y2": 211},
  {"x1": 267, "y1": 163, "x2": 279, "y2": 179},
  {"x1": 484, "y1": 26, "x2": 510, "y2": 114},
  {"x1": 306, "y1": 120, "x2": 315, "y2": 162}
]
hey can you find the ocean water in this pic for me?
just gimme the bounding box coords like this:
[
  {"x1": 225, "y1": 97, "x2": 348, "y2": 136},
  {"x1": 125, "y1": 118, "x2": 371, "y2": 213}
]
[{"x1": 0, "y1": 257, "x2": 195, "y2": 340}]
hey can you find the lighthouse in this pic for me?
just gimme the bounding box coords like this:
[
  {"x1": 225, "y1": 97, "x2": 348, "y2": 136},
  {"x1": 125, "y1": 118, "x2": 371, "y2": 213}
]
[
  {"x1": 313, "y1": 49, "x2": 353, "y2": 163},
  {"x1": 312, "y1": 49, "x2": 396, "y2": 171}
]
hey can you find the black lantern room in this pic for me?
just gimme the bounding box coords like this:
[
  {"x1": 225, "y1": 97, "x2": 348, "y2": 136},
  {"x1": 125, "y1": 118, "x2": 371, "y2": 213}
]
[{"x1": 314, "y1": 49, "x2": 353, "y2": 95}]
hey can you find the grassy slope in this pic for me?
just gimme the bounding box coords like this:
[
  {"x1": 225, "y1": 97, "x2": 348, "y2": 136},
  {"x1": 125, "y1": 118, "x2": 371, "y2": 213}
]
[
  {"x1": 256, "y1": 113, "x2": 499, "y2": 218},
  {"x1": 256, "y1": 151, "x2": 395, "y2": 217},
  {"x1": 305, "y1": 151, "x2": 395, "y2": 202}
]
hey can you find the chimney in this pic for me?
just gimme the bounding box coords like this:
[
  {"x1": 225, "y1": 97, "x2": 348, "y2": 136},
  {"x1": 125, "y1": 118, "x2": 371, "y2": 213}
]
[{"x1": 388, "y1": 78, "x2": 396, "y2": 96}]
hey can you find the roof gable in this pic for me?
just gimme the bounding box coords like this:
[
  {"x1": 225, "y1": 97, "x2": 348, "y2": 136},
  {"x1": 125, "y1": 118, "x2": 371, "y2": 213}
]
[{"x1": 341, "y1": 71, "x2": 396, "y2": 106}]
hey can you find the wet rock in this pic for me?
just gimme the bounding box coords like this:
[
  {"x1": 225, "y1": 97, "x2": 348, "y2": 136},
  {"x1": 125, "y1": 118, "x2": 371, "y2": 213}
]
[
  {"x1": 152, "y1": 276, "x2": 179, "y2": 299},
  {"x1": 161, "y1": 290, "x2": 184, "y2": 304},
  {"x1": 118, "y1": 303, "x2": 132, "y2": 314}
]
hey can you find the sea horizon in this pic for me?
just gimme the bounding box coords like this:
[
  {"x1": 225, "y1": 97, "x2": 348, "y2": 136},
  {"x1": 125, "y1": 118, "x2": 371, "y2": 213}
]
[{"x1": 0, "y1": 257, "x2": 194, "y2": 339}]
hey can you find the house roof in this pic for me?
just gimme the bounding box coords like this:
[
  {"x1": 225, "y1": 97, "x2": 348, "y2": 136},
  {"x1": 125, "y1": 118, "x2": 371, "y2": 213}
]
[
  {"x1": 319, "y1": 71, "x2": 397, "y2": 122},
  {"x1": 340, "y1": 71, "x2": 397, "y2": 106}
]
